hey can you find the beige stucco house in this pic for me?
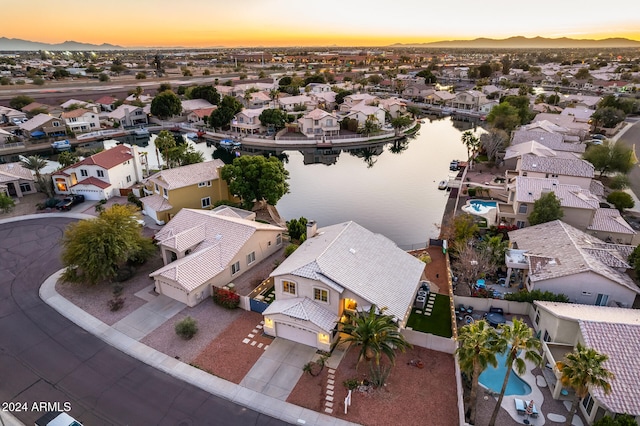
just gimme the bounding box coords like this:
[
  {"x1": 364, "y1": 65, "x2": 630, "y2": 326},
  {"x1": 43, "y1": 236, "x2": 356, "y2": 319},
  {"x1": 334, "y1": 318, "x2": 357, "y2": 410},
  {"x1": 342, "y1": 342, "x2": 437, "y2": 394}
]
[
  {"x1": 231, "y1": 108, "x2": 265, "y2": 134},
  {"x1": 150, "y1": 208, "x2": 285, "y2": 307},
  {"x1": 140, "y1": 159, "x2": 234, "y2": 225},
  {"x1": 534, "y1": 301, "x2": 640, "y2": 424},
  {"x1": 262, "y1": 221, "x2": 425, "y2": 352},
  {"x1": 0, "y1": 162, "x2": 37, "y2": 198},
  {"x1": 297, "y1": 108, "x2": 340, "y2": 138}
]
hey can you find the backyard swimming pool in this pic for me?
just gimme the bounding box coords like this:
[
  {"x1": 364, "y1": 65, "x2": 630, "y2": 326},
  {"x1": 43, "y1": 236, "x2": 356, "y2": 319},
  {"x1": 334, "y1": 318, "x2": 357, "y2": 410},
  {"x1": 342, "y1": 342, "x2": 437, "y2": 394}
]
[
  {"x1": 479, "y1": 350, "x2": 532, "y2": 396},
  {"x1": 465, "y1": 199, "x2": 498, "y2": 213}
]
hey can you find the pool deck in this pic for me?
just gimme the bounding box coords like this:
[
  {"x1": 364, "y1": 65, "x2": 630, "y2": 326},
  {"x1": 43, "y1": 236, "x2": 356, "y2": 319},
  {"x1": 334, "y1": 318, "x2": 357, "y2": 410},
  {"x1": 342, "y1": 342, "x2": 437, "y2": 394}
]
[{"x1": 467, "y1": 314, "x2": 587, "y2": 426}]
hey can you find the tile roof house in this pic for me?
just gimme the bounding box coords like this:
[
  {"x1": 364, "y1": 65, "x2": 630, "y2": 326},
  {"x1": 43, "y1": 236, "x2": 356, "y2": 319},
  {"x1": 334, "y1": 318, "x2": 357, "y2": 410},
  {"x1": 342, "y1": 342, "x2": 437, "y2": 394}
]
[
  {"x1": 377, "y1": 97, "x2": 407, "y2": 119},
  {"x1": 187, "y1": 107, "x2": 217, "y2": 126},
  {"x1": 51, "y1": 144, "x2": 145, "y2": 200},
  {"x1": 507, "y1": 220, "x2": 639, "y2": 306},
  {"x1": 94, "y1": 95, "x2": 118, "y2": 112},
  {"x1": 106, "y1": 105, "x2": 148, "y2": 127},
  {"x1": 150, "y1": 208, "x2": 285, "y2": 307},
  {"x1": 587, "y1": 208, "x2": 638, "y2": 245},
  {"x1": 0, "y1": 128, "x2": 13, "y2": 144},
  {"x1": 533, "y1": 301, "x2": 640, "y2": 423},
  {"x1": 341, "y1": 102, "x2": 387, "y2": 128},
  {"x1": 297, "y1": 108, "x2": 340, "y2": 138},
  {"x1": 278, "y1": 95, "x2": 316, "y2": 112},
  {"x1": 0, "y1": 162, "x2": 37, "y2": 198},
  {"x1": 511, "y1": 130, "x2": 586, "y2": 154},
  {"x1": 532, "y1": 113, "x2": 591, "y2": 139},
  {"x1": 263, "y1": 221, "x2": 425, "y2": 351},
  {"x1": 61, "y1": 108, "x2": 101, "y2": 134},
  {"x1": 230, "y1": 108, "x2": 265, "y2": 134},
  {"x1": 140, "y1": 159, "x2": 234, "y2": 225},
  {"x1": 18, "y1": 113, "x2": 66, "y2": 138}
]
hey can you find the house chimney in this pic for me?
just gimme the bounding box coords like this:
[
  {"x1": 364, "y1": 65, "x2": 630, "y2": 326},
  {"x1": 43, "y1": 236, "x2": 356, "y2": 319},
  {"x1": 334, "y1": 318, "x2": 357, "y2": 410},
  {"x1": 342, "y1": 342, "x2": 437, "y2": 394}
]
[{"x1": 306, "y1": 220, "x2": 317, "y2": 238}]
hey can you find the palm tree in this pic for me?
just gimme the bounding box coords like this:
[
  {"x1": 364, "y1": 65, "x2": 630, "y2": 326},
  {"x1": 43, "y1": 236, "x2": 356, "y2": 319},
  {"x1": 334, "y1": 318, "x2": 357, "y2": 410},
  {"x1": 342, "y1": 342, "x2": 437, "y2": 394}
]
[
  {"x1": 456, "y1": 319, "x2": 500, "y2": 425},
  {"x1": 556, "y1": 343, "x2": 614, "y2": 426},
  {"x1": 478, "y1": 235, "x2": 509, "y2": 270},
  {"x1": 19, "y1": 155, "x2": 52, "y2": 196},
  {"x1": 461, "y1": 131, "x2": 480, "y2": 170},
  {"x1": 342, "y1": 305, "x2": 411, "y2": 370},
  {"x1": 154, "y1": 130, "x2": 176, "y2": 169},
  {"x1": 488, "y1": 319, "x2": 542, "y2": 426}
]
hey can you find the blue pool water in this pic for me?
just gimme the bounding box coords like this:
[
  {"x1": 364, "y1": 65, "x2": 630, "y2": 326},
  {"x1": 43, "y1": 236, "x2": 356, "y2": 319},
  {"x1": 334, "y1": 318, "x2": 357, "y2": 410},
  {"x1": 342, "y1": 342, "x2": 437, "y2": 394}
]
[
  {"x1": 479, "y1": 351, "x2": 532, "y2": 396},
  {"x1": 469, "y1": 199, "x2": 498, "y2": 210}
]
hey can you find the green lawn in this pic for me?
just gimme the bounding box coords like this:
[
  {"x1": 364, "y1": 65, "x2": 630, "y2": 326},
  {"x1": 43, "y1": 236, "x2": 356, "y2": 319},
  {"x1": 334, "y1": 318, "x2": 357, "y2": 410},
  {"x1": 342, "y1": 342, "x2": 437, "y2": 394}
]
[{"x1": 406, "y1": 293, "x2": 453, "y2": 338}]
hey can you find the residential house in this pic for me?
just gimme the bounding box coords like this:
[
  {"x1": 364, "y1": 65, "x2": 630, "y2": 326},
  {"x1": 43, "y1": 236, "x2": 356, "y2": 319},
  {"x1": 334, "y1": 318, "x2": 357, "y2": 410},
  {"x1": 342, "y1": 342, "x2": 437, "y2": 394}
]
[
  {"x1": 305, "y1": 83, "x2": 332, "y2": 94},
  {"x1": 60, "y1": 99, "x2": 99, "y2": 113},
  {"x1": 297, "y1": 108, "x2": 340, "y2": 138},
  {"x1": 61, "y1": 108, "x2": 101, "y2": 134},
  {"x1": 511, "y1": 130, "x2": 586, "y2": 154},
  {"x1": 19, "y1": 113, "x2": 66, "y2": 138},
  {"x1": 532, "y1": 113, "x2": 591, "y2": 139},
  {"x1": 0, "y1": 162, "x2": 37, "y2": 198},
  {"x1": 52, "y1": 144, "x2": 145, "y2": 200},
  {"x1": 310, "y1": 91, "x2": 336, "y2": 111},
  {"x1": 0, "y1": 106, "x2": 27, "y2": 125},
  {"x1": 339, "y1": 93, "x2": 378, "y2": 111},
  {"x1": 586, "y1": 208, "x2": 638, "y2": 245},
  {"x1": 94, "y1": 95, "x2": 118, "y2": 112},
  {"x1": 534, "y1": 301, "x2": 640, "y2": 424},
  {"x1": 0, "y1": 128, "x2": 13, "y2": 144},
  {"x1": 21, "y1": 102, "x2": 56, "y2": 115},
  {"x1": 230, "y1": 108, "x2": 265, "y2": 134},
  {"x1": 243, "y1": 91, "x2": 271, "y2": 109},
  {"x1": 450, "y1": 90, "x2": 488, "y2": 111},
  {"x1": 124, "y1": 94, "x2": 154, "y2": 105},
  {"x1": 150, "y1": 208, "x2": 285, "y2": 307},
  {"x1": 181, "y1": 99, "x2": 215, "y2": 118},
  {"x1": 262, "y1": 221, "x2": 425, "y2": 351},
  {"x1": 187, "y1": 107, "x2": 216, "y2": 126},
  {"x1": 505, "y1": 220, "x2": 639, "y2": 306},
  {"x1": 107, "y1": 105, "x2": 148, "y2": 127},
  {"x1": 342, "y1": 102, "x2": 386, "y2": 129},
  {"x1": 479, "y1": 100, "x2": 499, "y2": 115},
  {"x1": 424, "y1": 90, "x2": 456, "y2": 106},
  {"x1": 560, "y1": 107, "x2": 594, "y2": 123},
  {"x1": 377, "y1": 97, "x2": 407, "y2": 119},
  {"x1": 402, "y1": 84, "x2": 433, "y2": 102},
  {"x1": 278, "y1": 95, "x2": 316, "y2": 112},
  {"x1": 140, "y1": 159, "x2": 233, "y2": 225}
]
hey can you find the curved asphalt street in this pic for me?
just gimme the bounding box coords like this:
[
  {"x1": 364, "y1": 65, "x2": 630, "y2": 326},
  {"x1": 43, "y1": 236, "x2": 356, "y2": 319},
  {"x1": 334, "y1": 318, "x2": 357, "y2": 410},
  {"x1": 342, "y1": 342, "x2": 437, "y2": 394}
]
[
  {"x1": 616, "y1": 118, "x2": 640, "y2": 201},
  {"x1": 0, "y1": 217, "x2": 286, "y2": 426}
]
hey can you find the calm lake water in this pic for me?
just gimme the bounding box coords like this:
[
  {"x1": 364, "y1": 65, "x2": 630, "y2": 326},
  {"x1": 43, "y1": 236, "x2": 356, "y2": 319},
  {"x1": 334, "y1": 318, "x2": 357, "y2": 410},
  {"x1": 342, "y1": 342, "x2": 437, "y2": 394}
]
[{"x1": 119, "y1": 117, "x2": 483, "y2": 249}]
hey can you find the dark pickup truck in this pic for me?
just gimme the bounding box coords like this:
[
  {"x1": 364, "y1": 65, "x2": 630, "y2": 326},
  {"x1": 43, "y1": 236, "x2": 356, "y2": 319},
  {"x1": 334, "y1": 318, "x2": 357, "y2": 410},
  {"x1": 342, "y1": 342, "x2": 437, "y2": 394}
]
[{"x1": 55, "y1": 194, "x2": 85, "y2": 211}]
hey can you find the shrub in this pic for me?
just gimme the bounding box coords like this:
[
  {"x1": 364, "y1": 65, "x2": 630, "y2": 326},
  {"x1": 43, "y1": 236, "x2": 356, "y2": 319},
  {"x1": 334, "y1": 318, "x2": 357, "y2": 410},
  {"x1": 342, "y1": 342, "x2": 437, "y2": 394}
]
[
  {"x1": 504, "y1": 289, "x2": 569, "y2": 303},
  {"x1": 284, "y1": 244, "x2": 299, "y2": 257},
  {"x1": 212, "y1": 287, "x2": 240, "y2": 309},
  {"x1": 419, "y1": 254, "x2": 432, "y2": 264},
  {"x1": 108, "y1": 296, "x2": 125, "y2": 311},
  {"x1": 175, "y1": 316, "x2": 198, "y2": 339},
  {"x1": 467, "y1": 187, "x2": 477, "y2": 197},
  {"x1": 286, "y1": 217, "x2": 307, "y2": 241},
  {"x1": 343, "y1": 378, "x2": 359, "y2": 390},
  {"x1": 607, "y1": 191, "x2": 634, "y2": 212},
  {"x1": 609, "y1": 174, "x2": 630, "y2": 190},
  {"x1": 127, "y1": 192, "x2": 143, "y2": 208}
]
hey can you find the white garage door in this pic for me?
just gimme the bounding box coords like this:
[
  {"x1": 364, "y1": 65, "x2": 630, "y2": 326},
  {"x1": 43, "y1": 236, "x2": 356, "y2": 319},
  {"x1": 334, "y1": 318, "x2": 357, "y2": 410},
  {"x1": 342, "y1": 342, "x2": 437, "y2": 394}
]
[{"x1": 276, "y1": 322, "x2": 317, "y2": 348}]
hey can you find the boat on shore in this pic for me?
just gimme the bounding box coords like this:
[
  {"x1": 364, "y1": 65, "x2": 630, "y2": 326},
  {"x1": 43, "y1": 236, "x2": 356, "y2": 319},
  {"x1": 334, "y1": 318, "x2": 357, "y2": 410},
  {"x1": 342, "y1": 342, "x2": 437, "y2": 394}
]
[{"x1": 438, "y1": 180, "x2": 448, "y2": 190}]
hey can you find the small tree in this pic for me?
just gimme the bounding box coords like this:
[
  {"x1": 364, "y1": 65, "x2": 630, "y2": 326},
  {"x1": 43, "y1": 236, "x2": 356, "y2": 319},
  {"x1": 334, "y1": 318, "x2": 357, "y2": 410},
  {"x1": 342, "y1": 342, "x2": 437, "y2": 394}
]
[
  {"x1": 0, "y1": 192, "x2": 16, "y2": 213},
  {"x1": 10, "y1": 95, "x2": 35, "y2": 110},
  {"x1": 57, "y1": 151, "x2": 79, "y2": 168},
  {"x1": 607, "y1": 191, "x2": 634, "y2": 212},
  {"x1": 150, "y1": 90, "x2": 182, "y2": 119},
  {"x1": 528, "y1": 192, "x2": 563, "y2": 225},
  {"x1": 175, "y1": 316, "x2": 198, "y2": 339},
  {"x1": 286, "y1": 217, "x2": 308, "y2": 241},
  {"x1": 583, "y1": 143, "x2": 635, "y2": 177}
]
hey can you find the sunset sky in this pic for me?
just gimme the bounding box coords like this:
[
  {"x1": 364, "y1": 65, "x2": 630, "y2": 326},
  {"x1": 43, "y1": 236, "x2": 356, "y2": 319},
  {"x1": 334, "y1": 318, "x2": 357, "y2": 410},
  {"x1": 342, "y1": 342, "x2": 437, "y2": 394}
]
[{"x1": 5, "y1": 0, "x2": 640, "y2": 47}]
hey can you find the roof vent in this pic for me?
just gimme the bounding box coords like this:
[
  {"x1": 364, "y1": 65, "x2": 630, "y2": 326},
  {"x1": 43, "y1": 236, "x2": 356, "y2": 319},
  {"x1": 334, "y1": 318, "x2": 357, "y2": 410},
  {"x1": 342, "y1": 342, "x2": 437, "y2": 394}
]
[{"x1": 349, "y1": 248, "x2": 357, "y2": 254}]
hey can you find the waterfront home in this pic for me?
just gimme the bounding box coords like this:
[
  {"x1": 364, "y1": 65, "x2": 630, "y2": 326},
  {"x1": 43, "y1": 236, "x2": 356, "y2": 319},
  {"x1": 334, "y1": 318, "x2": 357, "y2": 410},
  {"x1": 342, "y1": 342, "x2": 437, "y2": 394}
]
[
  {"x1": 402, "y1": 83, "x2": 433, "y2": 102},
  {"x1": 18, "y1": 113, "x2": 66, "y2": 139},
  {"x1": 511, "y1": 130, "x2": 586, "y2": 154},
  {"x1": 424, "y1": 90, "x2": 456, "y2": 106},
  {"x1": 52, "y1": 144, "x2": 145, "y2": 200},
  {"x1": 297, "y1": 108, "x2": 340, "y2": 138},
  {"x1": 106, "y1": 105, "x2": 148, "y2": 127},
  {"x1": 534, "y1": 301, "x2": 640, "y2": 424},
  {"x1": 0, "y1": 162, "x2": 37, "y2": 198},
  {"x1": 230, "y1": 108, "x2": 265, "y2": 134},
  {"x1": 377, "y1": 97, "x2": 407, "y2": 118},
  {"x1": 61, "y1": 108, "x2": 101, "y2": 134},
  {"x1": 181, "y1": 99, "x2": 215, "y2": 117},
  {"x1": 532, "y1": 113, "x2": 591, "y2": 139},
  {"x1": 262, "y1": 221, "x2": 424, "y2": 352},
  {"x1": 341, "y1": 102, "x2": 386, "y2": 129},
  {"x1": 187, "y1": 107, "x2": 216, "y2": 126},
  {"x1": 506, "y1": 220, "x2": 639, "y2": 305},
  {"x1": 339, "y1": 93, "x2": 379, "y2": 111},
  {"x1": 140, "y1": 159, "x2": 233, "y2": 225},
  {"x1": 150, "y1": 208, "x2": 285, "y2": 307},
  {"x1": 450, "y1": 90, "x2": 488, "y2": 111}
]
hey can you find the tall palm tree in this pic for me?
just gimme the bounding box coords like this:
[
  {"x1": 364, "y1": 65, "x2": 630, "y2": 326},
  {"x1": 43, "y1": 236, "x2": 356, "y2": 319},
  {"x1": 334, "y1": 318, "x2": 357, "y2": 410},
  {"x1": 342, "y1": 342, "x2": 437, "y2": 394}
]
[
  {"x1": 342, "y1": 305, "x2": 411, "y2": 370},
  {"x1": 488, "y1": 319, "x2": 542, "y2": 426},
  {"x1": 479, "y1": 235, "x2": 509, "y2": 270},
  {"x1": 19, "y1": 155, "x2": 52, "y2": 196},
  {"x1": 456, "y1": 319, "x2": 500, "y2": 425},
  {"x1": 461, "y1": 130, "x2": 480, "y2": 169},
  {"x1": 556, "y1": 343, "x2": 614, "y2": 426}
]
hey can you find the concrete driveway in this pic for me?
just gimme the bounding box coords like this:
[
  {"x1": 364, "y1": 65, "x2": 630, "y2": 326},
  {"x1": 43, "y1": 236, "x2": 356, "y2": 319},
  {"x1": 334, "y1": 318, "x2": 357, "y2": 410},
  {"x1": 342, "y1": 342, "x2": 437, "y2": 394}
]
[{"x1": 241, "y1": 338, "x2": 317, "y2": 400}]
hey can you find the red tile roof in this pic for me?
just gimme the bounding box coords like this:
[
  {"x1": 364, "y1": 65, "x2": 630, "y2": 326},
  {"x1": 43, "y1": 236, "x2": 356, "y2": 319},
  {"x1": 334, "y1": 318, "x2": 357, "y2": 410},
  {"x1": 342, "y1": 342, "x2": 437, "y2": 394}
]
[
  {"x1": 71, "y1": 176, "x2": 111, "y2": 189},
  {"x1": 95, "y1": 95, "x2": 117, "y2": 105},
  {"x1": 61, "y1": 108, "x2": 91, "y2": 119},
  {"x1": 76, "y1": 145, "x2": 134, "y2": 170}
]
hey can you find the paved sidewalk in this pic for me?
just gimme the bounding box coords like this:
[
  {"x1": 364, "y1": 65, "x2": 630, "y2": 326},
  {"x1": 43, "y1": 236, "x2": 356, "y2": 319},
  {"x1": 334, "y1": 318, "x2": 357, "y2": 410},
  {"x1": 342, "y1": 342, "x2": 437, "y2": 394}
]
[
  {"x1": 40, "y1": 269, "x2": 358, "y2": 426},
  {"x1": 113, "y1": 293, "x2": 186, "y2": 340}
]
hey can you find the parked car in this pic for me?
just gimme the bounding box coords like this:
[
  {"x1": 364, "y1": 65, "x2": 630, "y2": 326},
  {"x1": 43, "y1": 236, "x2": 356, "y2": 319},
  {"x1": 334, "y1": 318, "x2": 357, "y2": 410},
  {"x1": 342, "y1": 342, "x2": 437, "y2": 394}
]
[
  {"x1": 55, "y1": 194, "x2": 85, "y2": 211},
  {"x1": 590, "y1": 134, "x2": 606, "y2": 140}
]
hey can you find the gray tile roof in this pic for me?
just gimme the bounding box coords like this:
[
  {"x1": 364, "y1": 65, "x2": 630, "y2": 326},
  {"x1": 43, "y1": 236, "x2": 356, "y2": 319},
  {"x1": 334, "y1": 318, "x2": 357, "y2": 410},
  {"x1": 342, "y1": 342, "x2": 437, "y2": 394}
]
[
  {"x1": 140, "y1": 194, "x2": 173, "y2": 212},
  {"x1": 147, "y1": 160, "x2": 225, "y2": 190},
  {"x1": 270, "y1": 221, "x2": 425, "y2": 321},
  {"x1": 515, "y1": 177, "x2": 599, "y2": 209},
  {"x1": 590, "y1": 180, "x2": 605, "y2": 197},
  {"x1": 508, "y1": 220, "x2": 638, "y2": 293},
  {"x1": 520, "y1": 154, "x2": 594, "y2": 178},
  {"x1": 262, "y1": 297, "x2": 339, "y2": 332},
  {"x1": 151, "y1": 209, "x2": 285, "y2": 291},
  {"x1": 535, "y1": 301, "x2": 640, "y2": 325},
  {"x1": 580, "y1": 321, "x2": 640, "y2": 416},
  {"x1": 511, "y1": 130, "x2": 586, "y2": 153},
  {"x1": 588, "y1": 209, "x2": 636, "y2": 236}
]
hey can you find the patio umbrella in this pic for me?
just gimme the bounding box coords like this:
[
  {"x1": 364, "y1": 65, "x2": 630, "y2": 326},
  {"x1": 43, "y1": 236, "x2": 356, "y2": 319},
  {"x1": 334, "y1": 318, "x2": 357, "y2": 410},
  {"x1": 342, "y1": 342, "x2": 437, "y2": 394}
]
[{"x1": 525, "y1": 400, "x2": 535, "y2": 416}]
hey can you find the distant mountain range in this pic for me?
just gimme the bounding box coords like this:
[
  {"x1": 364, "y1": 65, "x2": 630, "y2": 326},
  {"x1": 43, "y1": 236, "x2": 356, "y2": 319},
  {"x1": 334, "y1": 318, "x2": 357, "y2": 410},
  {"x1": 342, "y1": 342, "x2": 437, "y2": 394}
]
[
  {"x1": 0, "y1": 37, "x2": 124, "y2": 51},
  {"x1": 394, "y1": 36, "x2": 640, "y2": 49}
]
